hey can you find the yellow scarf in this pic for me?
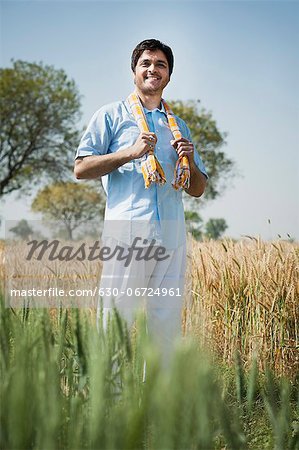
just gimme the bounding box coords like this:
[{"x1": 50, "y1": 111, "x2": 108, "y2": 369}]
[{"x1": 127, "y1": 92, "x2": 190, "y2": 190}]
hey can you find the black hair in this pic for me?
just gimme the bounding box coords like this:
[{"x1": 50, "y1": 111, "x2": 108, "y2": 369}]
[{"x1": 131, "y1": 39, "x2": 174, "y2": 76}]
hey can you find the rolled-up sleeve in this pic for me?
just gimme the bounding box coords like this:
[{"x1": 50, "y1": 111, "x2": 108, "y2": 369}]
[
  {"x1": 75, "y1": 108, "x2": 112, "y2": 159},
  {"x1": 193, "y1": 145, "x2": 209, "y2": 180},
  {"x1": 180, "y1": 120, "x2": 209, "y2": 179}
]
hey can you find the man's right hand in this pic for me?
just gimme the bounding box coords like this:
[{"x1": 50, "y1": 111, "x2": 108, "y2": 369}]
[
  {"x1": 128, "y1": 132, "x2": 157, "y2": 159},
  {"x1": 74, "y1": 132, "x2": 158, "y2": 180}
]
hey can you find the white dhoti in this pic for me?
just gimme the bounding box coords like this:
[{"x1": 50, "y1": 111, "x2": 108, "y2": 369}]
[{"x1": 96, "y1": 237, "x2": 186, "y2": 364}]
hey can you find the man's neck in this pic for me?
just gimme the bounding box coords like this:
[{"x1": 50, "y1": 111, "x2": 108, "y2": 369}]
[{"x1": 136, "y1": 90, "x2": 162, "y2": 110}]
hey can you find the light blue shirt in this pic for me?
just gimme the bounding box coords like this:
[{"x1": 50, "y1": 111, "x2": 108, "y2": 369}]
[{"x1": 76, "y1": 99, "x2": 208, "y2": 249}]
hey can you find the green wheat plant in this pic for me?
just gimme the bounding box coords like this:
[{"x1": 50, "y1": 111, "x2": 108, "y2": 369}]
[{"x1": 1, "y1": 294, "x2": 298, "y2": 450}]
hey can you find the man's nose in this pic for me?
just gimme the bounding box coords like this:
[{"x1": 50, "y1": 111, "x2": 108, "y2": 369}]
[{"x1": 148, "y1": 64, "x2": 157, "y2": 73}]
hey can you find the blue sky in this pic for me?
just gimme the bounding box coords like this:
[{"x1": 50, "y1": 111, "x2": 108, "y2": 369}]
[{"x1": 1, "y1": 0, "x2": 298, "y2": 240}]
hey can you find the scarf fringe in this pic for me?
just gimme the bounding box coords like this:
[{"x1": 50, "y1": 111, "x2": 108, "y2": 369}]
[
  {"x1": 172, "y1": 155, "x2": 190, "y2": 190},
  {"x1": 141, "y1": 154, "x2": 166, "y2": 188}
]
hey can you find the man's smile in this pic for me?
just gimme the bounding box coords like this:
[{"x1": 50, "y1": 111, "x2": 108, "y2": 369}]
[
  {"x1": 145, "y1": 76, "x2": 161, "y2": 80},
  {"x1": 144, "y1": 76, "x2": 162, "y2": 87}
]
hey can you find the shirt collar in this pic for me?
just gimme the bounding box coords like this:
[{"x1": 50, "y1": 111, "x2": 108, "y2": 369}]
[
  {"x1": 143, "y1": 101, "x2": 167, "y2": 117},
  {"x1": 125, "y1": 97, "x2": 167, "y2": 118}
]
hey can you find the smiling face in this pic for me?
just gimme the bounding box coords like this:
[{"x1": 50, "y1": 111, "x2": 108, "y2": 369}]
[{"x1": 133, "y1": 49, "x2": 170, "y2": 96}]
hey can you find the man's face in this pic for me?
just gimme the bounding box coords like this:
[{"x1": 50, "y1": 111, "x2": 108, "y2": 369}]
[{"x1": 133, "y1": 49, "x2": 170, "y2": 95}]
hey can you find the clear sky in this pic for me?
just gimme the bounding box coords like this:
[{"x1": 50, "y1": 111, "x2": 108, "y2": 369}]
[{"x1": 1, "y1": 0, "x2": 298, "y2": 240}]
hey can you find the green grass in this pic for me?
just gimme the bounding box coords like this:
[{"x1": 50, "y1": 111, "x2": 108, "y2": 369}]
[{"x1": 0, "y1": 296, "x2": 298, "y2": 450}]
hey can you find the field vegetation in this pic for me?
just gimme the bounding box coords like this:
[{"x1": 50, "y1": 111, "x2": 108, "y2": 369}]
[{"x1": 0, "y1": 237, "x2": 298, "y2": 449}]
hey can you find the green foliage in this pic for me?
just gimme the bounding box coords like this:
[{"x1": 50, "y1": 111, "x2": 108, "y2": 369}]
[
  {"x1": 263, "y1": 368, "x2": 298, "y2": 450},
  {"x1": 0, "y1": 294, "x2": 297, "y2": 450},
  {"x1": 9, "y1": 219, "x2": 34, "y2": 240},
  {"x1": 169, "y1": 99, "x2": 236, "y2": 202},
  {"x1": 31, "y1": 181, "x2": 105, "y2": 239},
  {"x1": 185, "y1": 210, "x2": 204, "y2": 240},
  {"x1": 0, "y1": 60, "x2": 81, "y2": 197},
  {"x1": 185, "y1": 212, "x2": 228, "y2": 241},
  {"x1": 205, "y1": 217, "x2": 228, "y2": 240}
]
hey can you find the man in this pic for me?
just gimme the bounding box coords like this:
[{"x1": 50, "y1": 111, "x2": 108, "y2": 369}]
[{"x1": 74, "y1": 39, "x2": 208, "y2": 362}]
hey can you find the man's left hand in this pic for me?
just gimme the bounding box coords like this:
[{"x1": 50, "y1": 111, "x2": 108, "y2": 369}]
[{"x1": 170, "y1": 137, "x2": 195, "y2": 164}]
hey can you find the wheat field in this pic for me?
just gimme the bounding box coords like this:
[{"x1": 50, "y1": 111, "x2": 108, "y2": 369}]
[
  {"x1": 2, "y1": 236, "x2": 297, "y2": 377},
  {"x1": 184, "y1": 237, "x2": 298, "y2": 378},
  {"x1": 0, "y1": 237, "x2": 298, "y2": 449}
]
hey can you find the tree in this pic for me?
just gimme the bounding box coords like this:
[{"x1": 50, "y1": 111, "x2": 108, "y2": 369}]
[
  {"x1": 0, "y1": 60, "x2": 81, "y2": 197},
  {"x1": 205, "y1": 218, "x2": 228, "y2": 240},
  {"x1": 185, "y1": 210, "x2": 203, "y2": 241},
  {"x1": 31, "y1": 182, "x2": 105, "y2": 240},
  {"x1": 9, "y1": 219, "x2": 34, "y2": 240},
  {"x1": 169, "y1": 100, "x2": 236, "y2": 202}
]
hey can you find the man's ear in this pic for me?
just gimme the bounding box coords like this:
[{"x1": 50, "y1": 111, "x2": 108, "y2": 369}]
[{"x1": 132, "y1": 70, "x2": 136, "y2": 84}]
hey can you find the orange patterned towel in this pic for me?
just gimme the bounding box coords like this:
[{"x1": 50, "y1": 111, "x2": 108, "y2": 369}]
[
  {"x1": 127, "y1": 92, "x2": 190, "y2": 190},
  {"x1": 162, "y1": 100, "x2": 191, "y2": 190},
  {"x1": 127, "y1": 92, "x2": 166, "y2": 188}
]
